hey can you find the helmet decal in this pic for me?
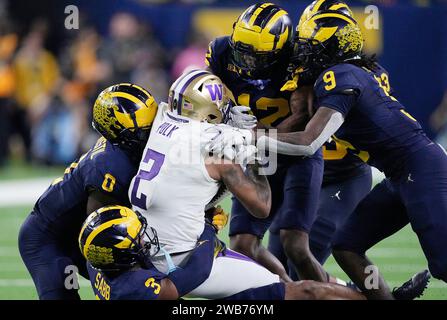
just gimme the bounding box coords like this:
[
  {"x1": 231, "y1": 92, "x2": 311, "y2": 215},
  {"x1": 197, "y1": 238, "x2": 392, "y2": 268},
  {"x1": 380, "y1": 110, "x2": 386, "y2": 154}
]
[
  {"x1": 92, "y1": 92, "x2": 123, "y2": 140},
  {"x1": 205, "y1": 83, "x2": 223, "y2": 102},
  {"x1": 335, "y1": 23, "x2": 363, "y2": 53},
  {"x1": 85, "y1": 244, "x2": 115, "y2": 266}
]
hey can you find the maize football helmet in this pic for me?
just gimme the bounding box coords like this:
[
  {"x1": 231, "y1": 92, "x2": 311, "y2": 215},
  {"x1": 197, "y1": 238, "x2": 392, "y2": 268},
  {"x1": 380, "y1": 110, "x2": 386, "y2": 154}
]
[
  {"x1": 168, "y1": 69, "x2": 231, "y2": 124},
  {"x1": 297, "y1": 0, "x2": 354, "y2": 33},
  {"x1": 92, "y1": 83, "x2": 158, "y2": 157},
  {"x1": 293, "y1": 9, "x2": 363, "y2": 81},
  {"x1": 230, "y1": 2, "x2": 293, "y2": 78},
  {"x1": 79, "y1": 205, "x2": 160, "y2": 271}
]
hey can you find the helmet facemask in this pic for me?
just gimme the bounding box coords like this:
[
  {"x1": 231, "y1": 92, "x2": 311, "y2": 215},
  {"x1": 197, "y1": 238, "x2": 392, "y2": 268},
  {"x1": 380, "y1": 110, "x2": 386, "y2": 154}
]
[
  {"x1": 116, "y1": 112, "x2": 151, "y2": 161},
  {"x1": 230, "y1": 40, "x2": 286, "y2": 79},
  {"x1": 292, "y1": 37, "x2": 334, "y2": 82}
]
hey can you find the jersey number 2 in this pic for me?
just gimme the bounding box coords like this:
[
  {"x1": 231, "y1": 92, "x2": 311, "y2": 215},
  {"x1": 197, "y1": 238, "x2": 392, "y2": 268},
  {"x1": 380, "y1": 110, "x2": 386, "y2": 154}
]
[{"x1": 130, "y1": 149, "x2": 165, "y2": 210}]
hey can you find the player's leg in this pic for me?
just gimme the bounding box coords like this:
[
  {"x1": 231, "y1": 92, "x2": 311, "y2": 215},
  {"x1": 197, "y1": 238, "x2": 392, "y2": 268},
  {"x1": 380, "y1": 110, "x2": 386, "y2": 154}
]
[
  {"x1": 229, "y1": 233, "x2": 291, "y2": 282},
  {"x1": 267, "y1": 229, "x2": 289, "y2": 273},
  {"x1": 401, "y1": 143, "x2": 447, "y2": 282},
  {"x1": 18, "y1": 213, "x2": 81, "y2": 300},
  {"x1": 229, "y1": 168, "x2": 291, "y2": 282},
  {"x1": 274, "y1": 152, "x2": 326, "y2": 281},
  {"x1": 310, "y1": 168, "x2": 372, "y2": 264},
  {"x1": 332, "y1": 179, "x2": 409, "y2": 299},
  {"x1": 223, "y1": 281, "x2": 365, "y2": 300},
  {"x1": 186, "y1": 249, "x2": 281, "y2": 299}
]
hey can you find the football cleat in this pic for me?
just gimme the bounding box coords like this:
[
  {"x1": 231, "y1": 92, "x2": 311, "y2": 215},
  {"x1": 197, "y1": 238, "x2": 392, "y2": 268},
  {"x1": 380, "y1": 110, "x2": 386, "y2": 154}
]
[{"x1": 392, "y1": 269, "x2": 431, "y2": 300}]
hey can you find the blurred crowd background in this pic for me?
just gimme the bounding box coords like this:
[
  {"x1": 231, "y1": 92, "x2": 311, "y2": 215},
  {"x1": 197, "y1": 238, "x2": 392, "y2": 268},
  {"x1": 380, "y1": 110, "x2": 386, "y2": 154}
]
[{"x1": 0, "y1": 0, "x2": 446, "y2": 168}]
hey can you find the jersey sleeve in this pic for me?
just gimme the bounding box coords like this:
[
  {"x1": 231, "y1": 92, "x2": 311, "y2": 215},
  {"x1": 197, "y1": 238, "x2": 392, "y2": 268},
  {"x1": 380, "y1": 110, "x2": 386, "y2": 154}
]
[
  {"x1": 167, "y1": 223, "x2": 216, "y2": 296},
  {"x1": 314, "y1": 64, "x2": 363, "y2": 116},
  {"x1": 205, "y1": 37, "x2": 228, "y2": 76}
]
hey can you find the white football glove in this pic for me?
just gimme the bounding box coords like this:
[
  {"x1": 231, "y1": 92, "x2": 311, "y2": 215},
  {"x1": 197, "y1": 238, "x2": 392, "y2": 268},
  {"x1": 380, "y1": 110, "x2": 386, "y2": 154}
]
[
  {"x1": 235, "y1": 144, "x2": 258, "y2": 168},
  {"x1": 203, "y1": 124, "x2": 253, "y2": 161},
  {"x1": 226, "y1": 105, "x2": 257, "y2": 129}
]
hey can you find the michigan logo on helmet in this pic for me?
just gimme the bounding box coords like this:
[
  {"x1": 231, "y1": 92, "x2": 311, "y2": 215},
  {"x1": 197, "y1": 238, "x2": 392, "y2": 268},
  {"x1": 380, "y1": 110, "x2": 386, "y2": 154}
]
[
  {"x1": 297, "y1": 0, "x2": 353, "y2": 33},
  {"x1": 168, "y1": 69, "x2": 232, "y2": 124},
  {"x1": 294, "y1": 10, "x2": 363, "y2": 81},
  {"x1": 92, "y1": 83, "x2": 158, "y2": 155},
  {"x1": 230, "y1": 2, "x2": 292, "y2": 77},
  {"x1": 79, "y1": 205, "x2": 159, "y2": 271}
]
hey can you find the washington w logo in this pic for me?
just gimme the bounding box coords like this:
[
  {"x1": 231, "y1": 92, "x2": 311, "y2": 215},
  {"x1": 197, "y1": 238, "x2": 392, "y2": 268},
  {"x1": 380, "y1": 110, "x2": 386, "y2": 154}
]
[{"x1": 205, "y1": 84, "x2": 223, "y2": 102}]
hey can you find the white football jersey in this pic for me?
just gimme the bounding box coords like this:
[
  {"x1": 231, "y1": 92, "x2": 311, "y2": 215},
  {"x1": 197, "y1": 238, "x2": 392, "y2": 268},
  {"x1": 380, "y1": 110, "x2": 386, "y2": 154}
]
[{"x1": 129, "y1": 102, "x2": 221, "y2": 254}]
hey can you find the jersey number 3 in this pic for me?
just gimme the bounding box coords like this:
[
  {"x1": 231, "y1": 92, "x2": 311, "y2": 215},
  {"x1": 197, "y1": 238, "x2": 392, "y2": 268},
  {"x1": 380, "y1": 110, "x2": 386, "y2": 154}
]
[{"x1": 130, "y1": 149, "x2": 165, "y2": 210}]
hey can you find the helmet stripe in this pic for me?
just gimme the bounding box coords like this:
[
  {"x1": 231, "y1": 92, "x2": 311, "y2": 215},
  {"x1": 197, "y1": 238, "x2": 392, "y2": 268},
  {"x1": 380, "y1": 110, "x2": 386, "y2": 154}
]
[
  {"x1": 312, "y1": 0, "x2": 327, "y2": 13},
  {"x1": 248, "y1": 3, "x2": 274, "y2": 26},
  {"x1": 253, "y1": 5, "x2": 280, "y2": 28},
  {"x1": 173, "y1": 70, "x2": 209, "y2": 115},
  {"x1": 110, "y1": 92, "x2": 147, "y2": 111},
  {"x1": 79, "y1": 205, "x2": 124, "y2": 246},
  {"x1": 313, "y1": 12, "x2": 357, "y2": 25},
  {"x1": 82, "y1": 217, "x2": 129, "y2": 258},
  {"x1": 240, "y1": 3, "x2": 262, "y2": 24}
]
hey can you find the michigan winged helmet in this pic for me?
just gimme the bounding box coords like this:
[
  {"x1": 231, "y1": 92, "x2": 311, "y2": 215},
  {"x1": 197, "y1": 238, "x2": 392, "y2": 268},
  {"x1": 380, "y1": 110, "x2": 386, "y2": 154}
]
[{"x1": 92, "y1": 83, "x2": 158, "y2": 157}]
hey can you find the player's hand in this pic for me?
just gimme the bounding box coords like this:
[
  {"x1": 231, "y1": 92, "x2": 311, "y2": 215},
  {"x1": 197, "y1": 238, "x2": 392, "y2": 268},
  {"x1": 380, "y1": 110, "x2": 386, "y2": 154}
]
[
  {"x1": 211, "y1": 206, "x2": 229, "y2": 232},
  {"x1": 235, "y1": 144, "x2": 258, "y2": 168},
  {"x1": 226, "y1": 105, "x2": 257, "y2": 129},
  {"x1": 204, "y1": 125, "x2": 253, "y2": 161}
]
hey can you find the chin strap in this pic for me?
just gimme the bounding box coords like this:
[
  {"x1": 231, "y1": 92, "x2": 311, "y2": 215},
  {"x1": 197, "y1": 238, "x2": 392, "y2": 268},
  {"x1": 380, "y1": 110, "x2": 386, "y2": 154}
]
[{"x1": 159, "y1": 247, "x2": 179, "y2": 274}]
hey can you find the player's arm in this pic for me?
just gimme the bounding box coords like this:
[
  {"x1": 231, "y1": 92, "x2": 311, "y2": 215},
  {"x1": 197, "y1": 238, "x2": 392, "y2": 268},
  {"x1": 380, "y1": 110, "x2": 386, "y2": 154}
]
[
  {"x1": 157, "y1": 278, "x2": 180, "y2": 300},
  {"x1": 86, "y1": 189, "x2": 121, "y2": 215},
  {"x1": 207, "y1": 162, "x2": 271, "y2": 219},
  {"x1": 257, "y1": 106, "x2": 345, "y2": 156},
  {"x1": 166, "y1": 223, "x2": 217, "y2": 297},
  {"x1": 257, "y1": 66, "x2": 360, "y2": 156},
  {"x1": 275, "y1": 86, "x2": 314, "y2": 132}
]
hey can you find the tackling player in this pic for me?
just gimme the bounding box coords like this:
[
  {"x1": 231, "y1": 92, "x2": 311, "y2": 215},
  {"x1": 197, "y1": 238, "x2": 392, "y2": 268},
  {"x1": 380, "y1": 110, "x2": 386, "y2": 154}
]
[
  {"x1": 268, "y1": 0, "x2": 373, "y2": 279},
  {"x1": 18, "y1": 83, "x2": 158, "y2": 299},
  {"x1": 205, "y1": 2, "x2": 327, "y2": 283},
  {"x1": 79, "y1": 206, "x2": 219, "y2": 300},
  {"x1": 80, "y1": 206, "x2": 365, "y2": 300},
  {"x1": 254, "y1": 9, "x2": 438, "y2": 299}
]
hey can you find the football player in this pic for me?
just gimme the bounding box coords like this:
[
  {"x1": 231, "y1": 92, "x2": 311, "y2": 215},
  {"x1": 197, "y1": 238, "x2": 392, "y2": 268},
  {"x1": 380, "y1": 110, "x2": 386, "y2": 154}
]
[
  {"x1": 18, "y1": 83, "x2": 158, "y2": 299},
  {"x1": 254, "y1": 10, "x2": 438, "y2": 299},
  {"x1": 129, "y1": 70, "x2": 281, "y2": 298},
  {"x1": 80, "y1": 206, "x2": 365, "y2": 300},
  {"x1": 80, "y1": 206, "x2": 219, "y2": 300},
  {"x1": 268, "y1": 0, "x2": 373, "y2": 279},
  {"x1": 205, "y1": 2, "x2": 327, "y2": 283}
]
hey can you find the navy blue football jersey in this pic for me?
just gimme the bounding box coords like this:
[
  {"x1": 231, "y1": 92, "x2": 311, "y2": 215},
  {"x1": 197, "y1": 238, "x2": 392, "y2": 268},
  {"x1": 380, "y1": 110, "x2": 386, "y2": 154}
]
[
  {"x1": 33, "y1": 137, "x2": 138, "y2": 238},
  {"x1": 322, "y1": 139, "x2": 370, "y2": 185},
  {"x1": 87, "y1": 263, "x2": 165, "y2": 300},
  {"x1": 206, "y1": 36, "x2": 366, "y2": 180},
  {"x1": 314, "y1": 63, "x2": 431, "y2": 178},
  {"x1": 206, "y1": 36, "x2": 291, "y2": 127}
]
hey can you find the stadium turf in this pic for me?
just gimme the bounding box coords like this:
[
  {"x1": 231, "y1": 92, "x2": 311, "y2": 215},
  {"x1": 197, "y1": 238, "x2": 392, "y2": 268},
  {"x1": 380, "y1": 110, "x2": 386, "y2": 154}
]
[{"x1": 1, "y1": 201, "x2": 446, "y2": 300}]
